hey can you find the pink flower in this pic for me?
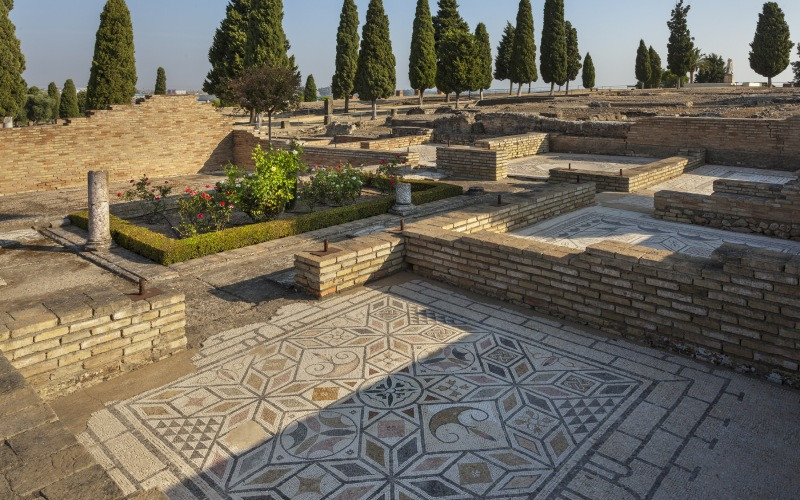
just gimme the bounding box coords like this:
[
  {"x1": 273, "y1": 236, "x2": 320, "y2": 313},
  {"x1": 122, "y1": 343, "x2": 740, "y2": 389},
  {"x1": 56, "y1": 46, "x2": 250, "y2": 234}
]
[
  {"x1": 198, "y1": 213, "x2": 204, "y2": 219},
  {"x1": 154, "y1": 197, "x2": 161, "y2": 201}
]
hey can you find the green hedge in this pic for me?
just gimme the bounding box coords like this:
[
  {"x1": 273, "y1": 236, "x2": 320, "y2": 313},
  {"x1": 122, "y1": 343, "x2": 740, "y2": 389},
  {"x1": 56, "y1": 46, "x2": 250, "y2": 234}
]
[{"x1": 70, "y1": 180, "x2": 463, "y2": 265}]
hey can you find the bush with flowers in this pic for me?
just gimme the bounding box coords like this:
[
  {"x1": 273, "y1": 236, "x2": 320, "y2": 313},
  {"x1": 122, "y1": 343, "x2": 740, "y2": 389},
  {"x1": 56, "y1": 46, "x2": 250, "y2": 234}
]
[
  {"x1": 118, "y1": 176, "x2": 173, "y2": 224},
  {"x1": 299, "y1": 162, "x2": 363, "y2": 211},
  {"x1": 369, "y1": 155, "x2": 407, "y2": 193},
  {"x1": 175, "y1": 186, "x2": 234, "y2": 237}
]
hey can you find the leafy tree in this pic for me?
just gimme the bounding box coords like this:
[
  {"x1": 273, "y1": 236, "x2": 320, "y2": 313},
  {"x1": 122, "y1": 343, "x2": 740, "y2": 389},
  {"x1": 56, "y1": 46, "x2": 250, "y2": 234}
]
[
  {"x1": 77, "y1": 90, "x2": 87, "y2": 115},
  {"x1": 433, "y1": 0, "x2": 468, "y2": 102},
  {"x1": 511, "y1": 0, "x2": 537, "y2": 96},
  {"x1": 409, "y1": 0, "x2": 436, "y2": 105},
  {"x1": 687, "y1": 47, "x2": 704, "y2": 84},
  {"x1": 793, "y1": 43, "x2": 800, "y2": 85},
  {"x1": 86, "y1": 0, "x2": 137, "y2": 110},
  {"x1": 59, "y1": 79, "x2": 80, "y2": 118},
  {"x1": 695, "y1": 53, "x2": 726, "y2": 83},
  {"x1": 304, "y1": 74, "x2": 317, "y2": 102},
  {"x1": 749, "y1": 1, "x2": 793, "y2": 87},
  {"x1": 666, "y1": 0, "x2": 693, "y2": 88},
  {"x1": 436, "y1": 29, "x2": 475, "y2": 108},
  {"x1": 354, "y1": 0, "x2": 396, "y2": 120},
  {"x1": 204, "y1": 0, "x2": 251, "y2": 104},
  {"x1": 0, "y1": 0, "x2": 27, "y2": 126},
  {"x1": 229, "y1": 63, "x2": 300, "y2": 142},
  {"x1": 473, "y1": 23, "x2": 493, "y2": 99},
  {"x1": 47, "y1": 82, "x2": 60, "y2": 121},
  {"x1": 635, "y1": 40, "x2": 651, "y2": 88},
  {"x1": 647, "y1": 46, "x2": 662, "y2": 88},
  {"x1": 245, "y1": 0, "x2": 290, "y2": 68},
  {"x1": 25, "y1": 88, "x2": 54, "y2": 124},
  {"x1": 564, "y1": 21, "x2": 581, "y2": 94},
  {"x1": 332, "y1": 0, "x2": 359, "y2": 112},
  {"x1": 661, "y1": 69, "x2": 688, "y2": 88},
  {"x1": 494, "y1": 22, "x2": 515, "y2": 95},
  {"x1": 540, "y1": 0, "x2": 566, "y2": 95},
  {"x1": 154, "y1": 67, "x2": 167, "y2": 94},
  {"x1": 582, "y1": 52, "x2": 595, "y2": 89}
]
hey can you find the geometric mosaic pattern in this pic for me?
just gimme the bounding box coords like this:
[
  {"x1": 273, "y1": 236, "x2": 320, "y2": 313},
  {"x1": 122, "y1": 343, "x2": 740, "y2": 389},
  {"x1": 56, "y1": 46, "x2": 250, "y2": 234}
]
[
  {"x1": 82, "y1": 284, "x2": 651, "y2": 499},
  {"x1": 512, "y1": 206, "x2": 800, "y2": 258}
]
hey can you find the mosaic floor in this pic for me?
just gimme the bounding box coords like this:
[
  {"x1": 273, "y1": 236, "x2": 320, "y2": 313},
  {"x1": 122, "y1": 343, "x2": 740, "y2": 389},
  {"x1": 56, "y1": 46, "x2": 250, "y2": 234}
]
[
  {"x1": 512, "y1": 206, "x2": 800, "y2": 258},
  {"x1": 508, "y1": 153, "x2": 654, "y2": 178}
]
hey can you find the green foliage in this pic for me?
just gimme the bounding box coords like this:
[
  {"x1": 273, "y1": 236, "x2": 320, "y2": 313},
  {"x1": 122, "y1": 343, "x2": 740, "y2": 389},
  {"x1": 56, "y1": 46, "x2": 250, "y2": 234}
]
[
  {"x1": 68, "y1": 180, "x2": 463, "y2": 265},
  {"x1": 695, "y1": 53, "x2": 726, "y2": 83},
  {"x1": 511, "y1": 0, "x2": 537, "y2": 85},
  {"x1": 176, "y1": 188, "x2": 234, "y2": 237},
  {"x1": 661, "y1": 70, "x2": 688, "y2": 89},
  {"x1": 687, "y1": 47, "x2": 703, "y2": 82},
  {"x1": 303, "y1": 74, "x2": 317, "y2": 102},
  {"x1": 0, "y1": 0, "x2": 26, "y2": 119},
  {"x1": 86, "y1": 0, "x2": 137, "y2": 110},
  {"x1": 433, "y1": 0, "x2": 468, "y2": 48},
  {"x1": 409, "y1": 0, "x2": 436, "y2": 95},
  {"x1": 494, "y1": 22, "x2": 515, "y2": 82},
  {"x1": 436, "y1": 28, "x2": 475, "y2": 99},
  {"x1": 119, "y1": 175, "x2": 173, "y2": 224},
  {"x1": 299, "y1": 163, "x2": 363, "y2": 211},
  {"x1": 666, "y1": 0, "x2": 693, "y2": 87},
  {"x1": 154, "y1": 67, "x2": 167, "y2": 94},
  {"x1": 354, "y1": 0, "x2": 396, "y2": 102},
  {"x1": 647, "y1": 46, "x2": 662, "y2": 88},
  {"x1": 332, "y1": 0, "x2": 359, "y2": 100},
  {"x1": 749, "y1": 2, "x2": 793, "y2": 86},
  {"x1": 473, "y1": 23, "x2": 493, "y2": 91},
  {"x1": 794, "y1": 44, "x2": 800, "y2": 85},
  {"x1": 47, "y1": 82, "x2": 60, "y2": 120},
  {"x1": 582, "y1": 53, "x2": 595, "y2": 89},
  {"x1": 59, "y1": 79, "x2": 80, "y2": 118},
  {"x1": 76, "y1": 90, "x2": 87, "y2": 115},
  {"x1": 370, "y1": 156, "x2": 405, "y2": 193},
  {"x1": 245, "y1": 0, "x2": 290, "y2": 68},
  {"x1": 635, "y1": 39, "x2": 651, "y2": 88},
  {"x1": 540, "y1": 0, "x2": 566, "y2": 89},
  {"x1": 564, "y1": 21, "x2": 581, "y2": 89},
  {"x1": 24, "y1": 89, "x2": 54, "y2": 123},
  {"x1": 204, "y1": 0, "x2": 251, "y2": 102},
  {"x1": 228, "y1": 63, "x2": 301, "y2": 140}
]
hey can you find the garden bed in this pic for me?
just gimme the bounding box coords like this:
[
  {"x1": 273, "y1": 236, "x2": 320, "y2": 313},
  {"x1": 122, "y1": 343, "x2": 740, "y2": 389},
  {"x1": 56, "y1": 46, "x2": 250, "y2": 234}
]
[{"x1": 69, "y1": 179, "x2": 463, "y2": 265}]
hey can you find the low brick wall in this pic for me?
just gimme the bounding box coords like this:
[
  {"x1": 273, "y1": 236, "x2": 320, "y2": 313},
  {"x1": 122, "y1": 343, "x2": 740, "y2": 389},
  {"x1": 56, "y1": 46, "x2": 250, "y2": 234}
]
[
  {"x1": 360, "y1": 131, "x2": 433, "y2": 150},
  {"x1": 393, "y1": 126, "x2": 434, "y2": 137},
  {"x1": 475, "y1": 132, "x2": 550, "y2": 159},
  {"x1": 654, "y1": 179, "x2": 800, "y2": 240},
  {"x1": 436, "y1": 146, "x2": 509, "y2": 180},
  {"x1": 549, "y1": 152, "x2": 705, "y2": 192},
  {"x1": 549, "y1": 135, "x2": 628, "y2": 156},
  {"x1": 0, "y1": 288, "x2": 187, "y2": 399}
]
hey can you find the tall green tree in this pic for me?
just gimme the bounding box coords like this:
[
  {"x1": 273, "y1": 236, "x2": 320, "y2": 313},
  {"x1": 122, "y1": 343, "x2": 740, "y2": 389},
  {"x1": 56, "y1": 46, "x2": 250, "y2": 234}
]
[
  {"x1": 687, "y1": 47, "x2": 704, "y2": 84},
  {"x1": 749, "y1": 1, "x2": 793, "y2": 87},
  {"x1": 511, "y1": 0, "x2": 537, "y2": 96},
  {"x1": 304, "y1": 74, "x2": 317, "y2": 102},
  {"x1": 494, "y1": 22, "x2": 515, "y2": 95},
  {"x1": 695, "y1": 53, "x2": 726, "y2": 83},
  {"x1": 59, "y1": 79, "x2": 80, "y2": 118},
  {"x1": 582, "y1": 52, "x2": 595, "y2": 89},
  {"x1": 86, "y1": 0, "x2": 137, "y2": 110},
  {"x1": 1, "y1": 1, "x2": 12, "y2": 10},
  {"x1": 437, "y1": 29, "x2": 475, "y2": 108},
  {"x1": 433, "y1": 0, "x2": 468, "y2": 102},
  {"x1": 666, "y1": 0, "x2": 693, "y2": 88},
  {"x1": 77, "y1": 90, "x2": 87, "y2": 115},
  {"x1": 332, "y1": 0, "x2": 359, "y2": 112},
  {"x1": 473, "y1": 23, "x2": 493, "y2": 99},
  {"x1": 354, "y1": 0, "x2": 396, "y2": 120},
  {"x1": 540, "y1": 0, "x2": 566, "y2": 95},
  {"x1": 647, "y1": 46, "x2": 662, "y2": 88},
  {"x1": 25, "y1": 88, "x2": 54, "y2": 124},
  {"x1": 47, "y1": 82, "x2": 60, "y2": 121},
  {"x1": 154, "y1": 67, "x2": 167, "y2": 94},
  {"x1": 564, "y1": 21, "x2": 581, "y2": 94},
  {"x1": 793, "y1": 44, "x2": 800, "y2": 85},
  {"x1": 245, "y1": 0, "x2": 290, "y2": 68},
  {"x1": 635, "y1": 39, "x2": 651, "y2": 88},
  {"x1": 204, "y1": 0, "x2": 251, "y2": 103},
  {"x1": 409, "y1": 0, "x2": 436, "y2": 105},
  {"x1": 0, "y1": 0, "x2": 27, "y2": 127}
]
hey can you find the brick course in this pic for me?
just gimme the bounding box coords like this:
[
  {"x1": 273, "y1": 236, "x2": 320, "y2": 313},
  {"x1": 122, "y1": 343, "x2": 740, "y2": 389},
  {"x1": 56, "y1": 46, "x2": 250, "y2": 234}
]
[
  {"x1": 475, "y1": 132, "x2": 550, "y2": 159},
  {"x1": 436, "y1": 146, "x2": 509, "y2": 180}
]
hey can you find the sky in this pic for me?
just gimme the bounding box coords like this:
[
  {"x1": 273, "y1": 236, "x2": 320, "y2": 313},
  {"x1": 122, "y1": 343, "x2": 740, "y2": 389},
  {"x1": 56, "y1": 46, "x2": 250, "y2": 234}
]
[{"x1": 9, "y1": 0, "x2": 800, "y2": 92}]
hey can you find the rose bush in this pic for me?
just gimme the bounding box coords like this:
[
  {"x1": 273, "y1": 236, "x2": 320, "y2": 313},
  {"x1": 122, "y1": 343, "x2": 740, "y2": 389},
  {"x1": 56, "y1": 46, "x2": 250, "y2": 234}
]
[{"x1": 299, "y1": 163, "x2": 363, "y2": 211}]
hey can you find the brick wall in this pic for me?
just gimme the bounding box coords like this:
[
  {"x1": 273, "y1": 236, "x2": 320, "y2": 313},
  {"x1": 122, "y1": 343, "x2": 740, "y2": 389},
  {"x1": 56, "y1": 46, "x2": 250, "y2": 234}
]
[
  {"x1": 549, "y1": 135, "x2": 628, "y2": 156},
  {"x1": 360, "y1": 131, "x2": 433, "y2": 150},
  {"x1": 0, "y1": 96, "x2": 234, "y2": 195},
  {"x1": 436, "y1": 146, "x2": 509, "y2": 180},
  {"x1": 0, "y1": 287, "x2": 187, "y2": 399},
  {"x1": 475, "y1": 132, "x2": 550, "y2": 159},
  {"x1": 392, "y1": 126, "x2": 434, "y2": 138}
]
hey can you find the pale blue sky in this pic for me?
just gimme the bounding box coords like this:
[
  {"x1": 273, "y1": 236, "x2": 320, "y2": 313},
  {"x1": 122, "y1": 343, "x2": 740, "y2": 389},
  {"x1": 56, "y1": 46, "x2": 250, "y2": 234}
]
[{"x1": 10, "y1": 0, "x2": 800, "y2": 91}]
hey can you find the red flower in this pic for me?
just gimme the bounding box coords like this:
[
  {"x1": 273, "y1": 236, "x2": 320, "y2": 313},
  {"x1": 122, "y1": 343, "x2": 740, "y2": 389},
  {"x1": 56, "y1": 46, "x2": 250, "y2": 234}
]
[
  {"x1": 205, "y1": 184, "x2": 211, "y2": 189},
  {"x1": 219, "y1": 201, "x2": 226, "y2": 207},
  {"x1": 130, "y1": 179, "x2": 135, "y2": 183},
  {"x1": 198, "y1": 213, "x2": 204, "y2": 219},
  {"x1": 390, "y1": 181, "x2": 395, "y2": 186},
  {"x1": 185, "y1": 188, "x2": 192, "y2": 193},
  {"x1": 154, "y1": 197, "x2": 161, "y2": 201},
  {"x1": 117, "y1": 192, "x2": 122, "y2": 197}
]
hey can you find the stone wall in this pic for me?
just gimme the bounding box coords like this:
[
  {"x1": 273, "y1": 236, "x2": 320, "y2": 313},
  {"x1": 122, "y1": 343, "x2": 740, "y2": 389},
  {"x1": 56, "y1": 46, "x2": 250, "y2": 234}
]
[
  {"x1": 549, "y1": 135, "x2": 628, "y2": 156},
  {"x1": 0, "y1": 287, "x2": 187, "y2": 399},
  {"x1": 360, "y1": 131, "x2": 433, "y2": 150},
  {"x1": 0, "y1": 96, "x2": 234, "y2": 195},
  {"x1": 436, "y1": 146, "x2": 509, "y2": 180},
  {"x1": 475, "y1": 132, "x2": 550, "y2": 159}
]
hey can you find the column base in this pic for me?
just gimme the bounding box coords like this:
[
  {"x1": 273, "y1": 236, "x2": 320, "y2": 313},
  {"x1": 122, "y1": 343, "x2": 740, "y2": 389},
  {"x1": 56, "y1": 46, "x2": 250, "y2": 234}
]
[
  {"x1": 84, "y1": 240, "x2": 112, "y2": 252},
  {"x1": 389, "y1": 204, "x2": 416, "y2": 216}
]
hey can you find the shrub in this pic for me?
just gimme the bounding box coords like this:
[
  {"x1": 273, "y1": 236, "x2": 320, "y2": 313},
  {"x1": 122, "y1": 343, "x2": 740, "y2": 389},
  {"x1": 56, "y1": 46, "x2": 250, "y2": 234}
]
[
  {"x1": 119, "y1": 175, "x2": 172, "y2": 224},
  {"x1": 176, "y1": 186, "x2": 234, "y2": 237},
  {"x1": 367, "y1": 155, "x2": 406, "y2": 193},
  {"x1": 299, "y1": 163, "x2": 363, "y2": 211}
]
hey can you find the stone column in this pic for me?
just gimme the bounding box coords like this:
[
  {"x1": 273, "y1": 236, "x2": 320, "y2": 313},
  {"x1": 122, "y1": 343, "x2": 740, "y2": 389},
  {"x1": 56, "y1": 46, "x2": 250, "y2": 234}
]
[
  {"x1": 85, "y1": 171, "x2": 112, "y2": 252},
  {"x1": 323, "y1": 99, "x2": 334, "y2": 125},
  {"x1": 390, "y1": 182, "x2": 415, "y2": 216},
  {"x1": 2, "y1": 117, "x2": 13, "y2": 129}
]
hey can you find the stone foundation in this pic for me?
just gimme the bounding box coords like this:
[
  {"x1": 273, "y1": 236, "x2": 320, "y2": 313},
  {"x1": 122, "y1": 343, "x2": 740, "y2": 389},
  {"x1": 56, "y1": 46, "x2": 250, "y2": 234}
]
[{"x1": 436, "y1": 146, "x2": 509, "y2": 180}]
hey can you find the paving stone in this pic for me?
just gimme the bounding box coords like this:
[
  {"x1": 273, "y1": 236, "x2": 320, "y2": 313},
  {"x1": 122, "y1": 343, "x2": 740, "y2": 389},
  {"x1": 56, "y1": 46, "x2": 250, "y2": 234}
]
[
  {"x1": 40, "y1": 464, "x2": 122, "y2": 500},
  {"x1": 0, "y1": 441, "x2": 20, "y2": 473},
  {"x1": 7, "y1": 422, "x2": 78, "y2": 462},
  {"x1": 0, "y1": 385, "x2": 40, "y2": 418},
  {"x1": 0, "y1": 404, "x2": 57, "y2": 440},
  {"x1": 6, "y1": 444, "x2": 94, "y2": 496},
  {"x1": 126, "y1": 488, "x2": 168, "y2": 500}
]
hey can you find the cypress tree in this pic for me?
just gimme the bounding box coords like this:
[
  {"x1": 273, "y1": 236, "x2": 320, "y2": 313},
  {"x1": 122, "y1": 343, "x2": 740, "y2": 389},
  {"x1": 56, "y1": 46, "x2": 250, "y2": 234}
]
[
  {"x1": 304, "y1": 74, "x2": 317, "y2": 102},
  {"x1": 647, "y1": 46, "x2": 663, "y2": 88},
  {"x1": 511, "y1": 0, "x2": 537, "y2": 96},
  {"x1": 204, "y1": 0, "x2": 251, "y2": 103},
  {"x1": 86, "y1": 0, "x2": 137, "y2": 110},
  {"x1": 354, "y1": 0, "x2": 396, "y2": 120},
  {"x1": 154, "y1": 67, "x2": 167, "y2": 94},
  {"x1": 1, "y1": 1, "x2": 12, "y2": 10},
  {"x1": 540, "y1": 0, "x2": 566, "y2": 95},
  {"x1": 793, "y1": 43, "x2": 800, "y2": 85},
  {"x1": 245, "y1": 0, "x2": 290, "y2": 68},
  {"x1": 437, "y1": 29, "x2": 475, "y2": 108},
  {"x1": 666, "y1": 0, "x2": 693, "y2": 88},
  {"x1": 433, "y1": 0, "x2": 468, "y2": 102},
  {"x1": 409, "y1": 0, "x2": 436, "y2": 105},
  {"x1": 332, "y1": 0, "x2": 359, "y2": 112},
  {"x1": 635, "y1": 39, "x2": 651, "y2": 89},
  {"x1": 0, "y1": 0, "x2": 27, "y2": 127},
  {"x1": 749, "y1": 2, "x2": 793, "y2": 87},
  {"x1": 77, "y1": 90, "x2": 87, "y2": 115},
  {"x1": 59, "y1": 79, "x2": 80, "y2": 118},
  {"x1": 495, "y1": 22, "x2": 515, "y2": 95},
  {"x1": 582, "y1": 53, "x2": 595, "y2": 89},
  {"x1": 474, "y1": 23, "x2": 493, "y2": 100},
  {"x1": 564, "y1": 21, "x2": 581, "y2": 95},
  {"x1": 47, "y1": 82, "x2": 60, "y2": 121}
]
